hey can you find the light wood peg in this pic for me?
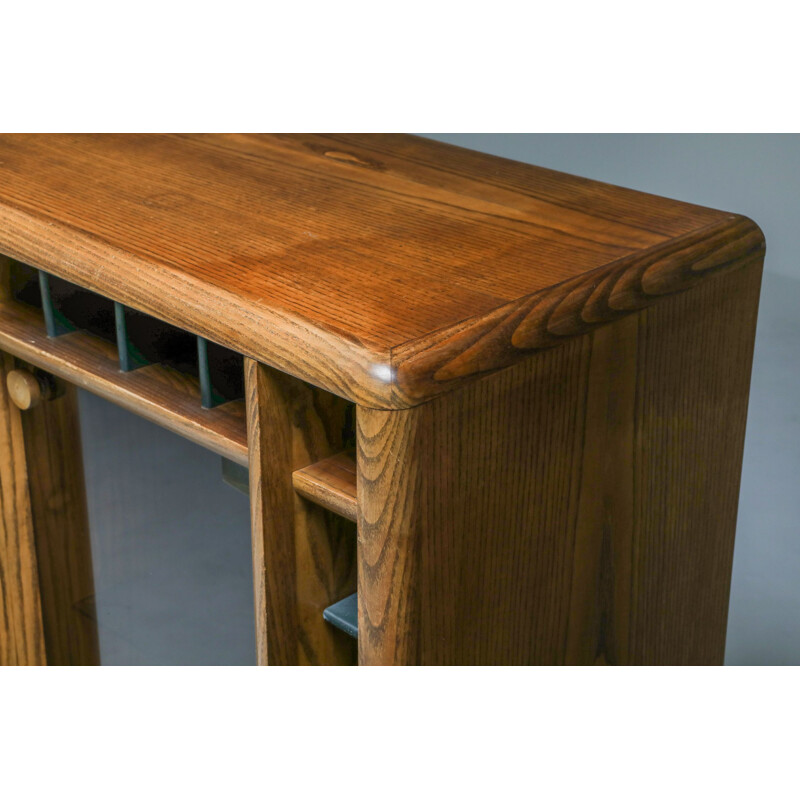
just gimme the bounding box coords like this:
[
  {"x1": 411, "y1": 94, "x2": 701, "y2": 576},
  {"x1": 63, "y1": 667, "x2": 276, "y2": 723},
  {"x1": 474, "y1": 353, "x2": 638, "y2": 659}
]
[{"x1": 7, "y1": 369, "x2": 49, "y2": 410}]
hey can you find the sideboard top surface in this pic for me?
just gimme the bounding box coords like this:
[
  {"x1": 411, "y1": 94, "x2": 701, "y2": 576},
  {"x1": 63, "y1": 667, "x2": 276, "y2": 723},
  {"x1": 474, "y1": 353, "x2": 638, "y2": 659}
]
[{"x1": 0, "y1": 134, "x2": 764, "y2": 407}]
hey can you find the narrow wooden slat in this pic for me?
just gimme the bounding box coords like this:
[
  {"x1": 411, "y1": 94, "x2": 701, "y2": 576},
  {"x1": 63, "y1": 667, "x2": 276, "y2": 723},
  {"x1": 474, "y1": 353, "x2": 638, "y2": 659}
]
[
  {"x1": 246, "y1": 359, "x2": 357, "y2": 665},
  {"x1": 0, "y1": 298, "x2": 248, "y2": 465},
  {"x1": 0, "y1": 350, "x2": 46, "y2": 665},
  {"x1": 21, "y1": 379, "x2": 100, "y2": 665},
  {"x1": 292, "y1": 452, "x2": 357, "y2": 522}
]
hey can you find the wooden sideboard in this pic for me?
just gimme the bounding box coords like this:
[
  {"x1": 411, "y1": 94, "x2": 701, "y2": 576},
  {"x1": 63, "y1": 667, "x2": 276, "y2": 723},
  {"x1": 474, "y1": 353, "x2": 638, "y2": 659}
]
[{"x1": 0, "y1": 134, "x2": 764, "y2": 665}]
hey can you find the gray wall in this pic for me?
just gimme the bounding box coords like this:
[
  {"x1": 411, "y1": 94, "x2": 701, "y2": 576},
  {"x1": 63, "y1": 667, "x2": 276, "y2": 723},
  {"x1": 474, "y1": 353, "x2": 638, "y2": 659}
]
[
  {"x1": 78, "y1": 389, "x2": 255, "y2": 665},
  {"x1": 418, "y1": 134, "x2": 800, "y2": 664}
]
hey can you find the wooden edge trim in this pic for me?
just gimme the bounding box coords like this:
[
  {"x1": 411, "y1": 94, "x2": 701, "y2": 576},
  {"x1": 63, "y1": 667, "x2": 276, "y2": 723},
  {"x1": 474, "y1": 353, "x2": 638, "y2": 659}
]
[
  {"x1": 0, "y1": 204, "x2": 765, "y2": 410},
  {"x1": 0, "y1": 201, "x2": 394, "y2": 409},
  {"x1": 390, "y1": 215, "x2": 766, "y2": 406}
]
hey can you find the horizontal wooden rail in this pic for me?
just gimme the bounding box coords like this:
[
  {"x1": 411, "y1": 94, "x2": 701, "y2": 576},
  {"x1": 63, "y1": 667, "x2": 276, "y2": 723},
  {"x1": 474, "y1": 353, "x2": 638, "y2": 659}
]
[
  {"x1": 292, "y1": 451, "x2": 357, "y2": 522},
  {"x1": 0, "y1": 299, "x2": 248, "y2": 465}
]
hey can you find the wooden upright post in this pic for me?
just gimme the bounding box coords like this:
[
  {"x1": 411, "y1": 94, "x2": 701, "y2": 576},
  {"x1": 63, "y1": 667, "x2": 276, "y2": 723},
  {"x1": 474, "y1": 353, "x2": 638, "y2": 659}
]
[
  {"x1": 358, "y1": 260, "x2": 763, "y2": 665},
  {"x1": 0, "y1": 351, "x2": 46, "y2": 665},
  {"x1": 20, "y1": 379, "x2": 100, "y2": 665},
  {"x1": 245, "y1": 359, "x2": 357, "y2": 665}
]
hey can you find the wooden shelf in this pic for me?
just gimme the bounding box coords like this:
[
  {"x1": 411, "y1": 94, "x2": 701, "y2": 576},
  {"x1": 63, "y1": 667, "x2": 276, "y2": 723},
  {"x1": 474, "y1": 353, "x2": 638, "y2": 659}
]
[
  {"x1": 292, "y1": 451, "x2": 357, "y2": 522},
  {"x1": 0, "y1": 298, "x2": 248, "y2": 465}
]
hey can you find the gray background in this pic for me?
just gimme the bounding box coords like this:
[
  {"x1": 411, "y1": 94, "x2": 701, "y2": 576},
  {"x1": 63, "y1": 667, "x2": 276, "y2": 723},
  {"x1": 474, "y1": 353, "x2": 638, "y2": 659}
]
[
  {"x1": 78, "y1": 135, "x2": 800, "y2": 665},
  {"x1": 78, "y1": 389, "x2": 255, "y2": 665}
]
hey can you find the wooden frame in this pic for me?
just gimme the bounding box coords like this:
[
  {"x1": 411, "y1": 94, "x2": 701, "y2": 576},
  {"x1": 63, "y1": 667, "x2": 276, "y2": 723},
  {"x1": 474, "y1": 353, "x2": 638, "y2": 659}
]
[{"x1": 0, "y1": 135, "x2": 765, "y2": 666}]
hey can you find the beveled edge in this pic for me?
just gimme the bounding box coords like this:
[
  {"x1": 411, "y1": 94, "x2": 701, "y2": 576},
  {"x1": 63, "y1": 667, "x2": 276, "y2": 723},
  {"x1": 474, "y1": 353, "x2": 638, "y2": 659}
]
[
  {"x1": 0, "y1": 201, "x2": 395, "y2": 408},
  {"x1": 0, "y1": 200, "x2": 765, "y2": 411},
  {"x1": 390, "y1": 215, "x2": 766, "y2": 406}
]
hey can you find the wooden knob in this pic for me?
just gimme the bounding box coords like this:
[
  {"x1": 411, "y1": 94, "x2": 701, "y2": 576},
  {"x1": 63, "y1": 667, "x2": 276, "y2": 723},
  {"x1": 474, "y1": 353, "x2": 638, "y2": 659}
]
[{"x1": 7, "y1": 370, "x2": 44, "y2": 410}]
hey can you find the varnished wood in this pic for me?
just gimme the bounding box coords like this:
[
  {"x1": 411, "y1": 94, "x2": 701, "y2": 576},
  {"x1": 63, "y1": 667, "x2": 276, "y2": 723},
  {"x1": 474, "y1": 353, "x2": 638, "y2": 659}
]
[
  {"x1": 6, "y1": 369, "x2": 44, "y2": 410},
  {"x1": 20, "y1": 378, "x2": 100, "y2": 665},
  {"x1": 0, "y1": 134, "x2": 764, "y2": 408},
  {"x1": 292, "y1": 452, "x2": 357, "y2": 523},
  {"x1": 246, "y1": 359, "x2": 356, "y2": 665},
  {"x1": 358, "y1": 261, "x2": 763, "y2": 665},
  {"x1": 0, "y1": 138, "x2": 766, "y2": 666},
  {"x1": 0, "y1": 351, "x2": 46, "y2": 664},
  {"x1": 392, "y1": 215, "x2": 764, "y2": 404},
  {"x1": 0, "y1": 297, "x2": 247, "y2": 465}
]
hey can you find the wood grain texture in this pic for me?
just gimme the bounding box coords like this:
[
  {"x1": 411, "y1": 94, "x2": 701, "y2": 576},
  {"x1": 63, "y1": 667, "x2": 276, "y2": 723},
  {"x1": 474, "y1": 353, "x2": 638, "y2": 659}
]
[
  {"x1": 357, "y1": 260, "x2": 763, "y2": 665},
  {"x1": 392, "y1": 216, "x2": 765, "y2": 404},
  {"x1": 20, "y1": 376, "x2": 100, "y2": 665},
  {"x1": 0, "y1": 351, "x2": 45, "y2": 665},
  {"x1": 0, "y1": 297, "x2": 248, "y2": 465},
  {"x1": 0, "y1": 134, "x2": 763, "y2": 408},
  {"x1": 292, "y1": 452, "x2": 357, "y2": 522},
  {"x1": 6, "y1": 369, "x2": 44, "y2": 410},
  {"x1": 246, "y1": 359, "x2": 356, "y2": 665}
]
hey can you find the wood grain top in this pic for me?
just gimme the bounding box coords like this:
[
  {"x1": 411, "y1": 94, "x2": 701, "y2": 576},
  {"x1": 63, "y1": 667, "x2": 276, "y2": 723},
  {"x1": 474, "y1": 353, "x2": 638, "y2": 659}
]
[{"x1": 0, "y1": 134, "x2": 765, "y2": 407}]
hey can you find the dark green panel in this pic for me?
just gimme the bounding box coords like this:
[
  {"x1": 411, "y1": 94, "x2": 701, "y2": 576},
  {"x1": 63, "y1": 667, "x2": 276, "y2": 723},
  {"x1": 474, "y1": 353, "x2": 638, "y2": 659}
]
[
  {"x1": 38, "y1": 271, "x2": 76, "y2": 337},
  {"x1": 197, "y1": 336, "x2": 218, "y2": 408},
  {"x1": 115, "y1": 303, "x2": 150, "y2": 372},
  {"x1": 198, "y1": 336, "x2": 245, "y2": 408},
  {"x1": 323, "y1": 593, "x2": 358, "y2": 639}
]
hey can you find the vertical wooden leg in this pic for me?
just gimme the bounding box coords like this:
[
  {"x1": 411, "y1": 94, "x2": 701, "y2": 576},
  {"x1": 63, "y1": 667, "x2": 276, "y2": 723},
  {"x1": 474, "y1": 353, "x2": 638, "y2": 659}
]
[
  {"x1": 20, "y1": 379, "x2": 99, "y2": 665},
  {"x1": 358, "y1": 261, "x2": 763, "y2": 665},
  {"x1": 0, "y1": 351, "x2": 46, "y2": 665},
  {"x1": 245, "y1": 358, "x2": 357, "y2": 665}
]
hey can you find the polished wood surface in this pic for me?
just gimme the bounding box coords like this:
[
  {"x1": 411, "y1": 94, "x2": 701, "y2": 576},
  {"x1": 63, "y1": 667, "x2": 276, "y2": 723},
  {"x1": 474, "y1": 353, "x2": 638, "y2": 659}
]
[
  {"x1": 0, "y1": 139, "x2": 766, "y2": 666},
  {"x1": 292, "y1": 452, "x2": 357, "y2": 523},
  {"x1": 0, "y1": 351, "x2": 45, "y2": 664},
  {"x1": 393, "y1": 215, "x2": 763, "y2": 404},
  {"x1": 20, "y1": 378, "x2": 100, "y2": 665},
  {"x1": 0, "y1": 296, "x2": 247, "y2": 465},
  {"x1": 0, "y1": 134, "x2": 763, "y2": 408},
  {"x1": 246, "y1": 359, "x2": 356, "y2": 665},
  {"x1": 358, "y1": 260, "x2": 762, "y2": 665},
  {"x1": 6, "y1": 369, "x2": 44, "y2": 410}
]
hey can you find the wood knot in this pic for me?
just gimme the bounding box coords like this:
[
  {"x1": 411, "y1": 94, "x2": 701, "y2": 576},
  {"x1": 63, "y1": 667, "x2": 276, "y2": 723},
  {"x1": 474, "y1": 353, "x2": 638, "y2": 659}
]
[{"x1": 323, "y1": 150, "x2": 371, "y2": 166}]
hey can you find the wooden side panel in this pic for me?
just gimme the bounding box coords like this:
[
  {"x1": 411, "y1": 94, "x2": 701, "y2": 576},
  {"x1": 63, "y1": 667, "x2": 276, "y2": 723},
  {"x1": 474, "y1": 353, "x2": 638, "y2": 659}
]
[
  {"x1": 358, "y1": 261, "x2": 763, "y2": 665},
  {"x1": 245, "y1": 359, "x2": 357, "y2": 666},
  {"x1": 565, "y1": 314, "x2": 638, "y2": 665},
  {"x1": 0, "y1": 351, "x2": 45, "y2": 665},
  {"x1": 626, "y1": 262, "x2": 762, "y2": 663},
  {"x1": 20, "y1": 381, "x2": 99, "y2": 665}
]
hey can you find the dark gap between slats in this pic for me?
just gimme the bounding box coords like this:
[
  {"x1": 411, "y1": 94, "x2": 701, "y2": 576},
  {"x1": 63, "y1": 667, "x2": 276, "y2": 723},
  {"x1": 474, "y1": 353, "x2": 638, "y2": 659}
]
[{"x1": 8, "y1": 259, "x2": 247, "y2": 410}]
